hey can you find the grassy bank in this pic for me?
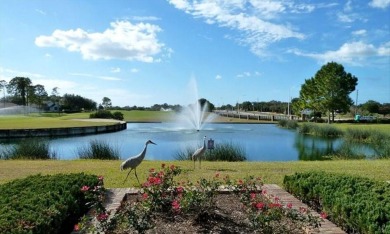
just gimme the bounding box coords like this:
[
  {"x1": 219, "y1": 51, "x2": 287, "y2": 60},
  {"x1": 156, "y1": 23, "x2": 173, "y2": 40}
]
[{"x1": 1, "y1": 160, "x2": 389, "y2": 188}]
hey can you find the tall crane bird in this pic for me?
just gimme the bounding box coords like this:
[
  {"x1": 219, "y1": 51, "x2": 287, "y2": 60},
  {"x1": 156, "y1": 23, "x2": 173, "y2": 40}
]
[
  {"x1": 121, "y1": 140, "x2": 156, "y2": 185},
  {"x1": 192, "y1": 136, "x2": 207, "y2": 169}
]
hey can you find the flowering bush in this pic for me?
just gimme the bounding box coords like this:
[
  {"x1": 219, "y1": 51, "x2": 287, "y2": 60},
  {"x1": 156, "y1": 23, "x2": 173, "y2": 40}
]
[
  {"x1": 111, "y1": 165, "x2": 321, "y2": 233},
  {"x1": 74, "y1": 175, "x2": 111, "y2": 233}
]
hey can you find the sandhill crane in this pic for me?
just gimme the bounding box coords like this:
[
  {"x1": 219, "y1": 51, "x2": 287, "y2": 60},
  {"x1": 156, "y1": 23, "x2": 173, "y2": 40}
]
[
  {"x1": 121, "y1": 140, "x2": 156, "y2": 185},
  {"x1": 192, "y1": 136, "x2": 206, "y2": 169}
]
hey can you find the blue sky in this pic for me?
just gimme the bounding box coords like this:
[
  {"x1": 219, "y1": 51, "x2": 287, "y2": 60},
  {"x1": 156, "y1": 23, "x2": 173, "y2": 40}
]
[{"x1": 1, "y1": 0, "x2": 389, "y2": 107}]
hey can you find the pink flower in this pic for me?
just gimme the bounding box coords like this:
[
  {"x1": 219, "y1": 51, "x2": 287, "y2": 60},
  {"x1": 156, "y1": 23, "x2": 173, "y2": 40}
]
[
  {"x1": 81, "y1": 185, "x2": 89, "y2": 192},
  {"x1": 98, "y1": 175, "x2": 104, "y2": 181},
  {"x1": 274, "y1": 196, "x2": 280, "y2": 203},
  {"x1": 176, "y1": 186, "x2": 184, "y2": 194},
  {"x1": 97, "y1": 213, "x2": 109, "y2": 222},
  {"x1": 250, "y1": 193, "x2": 256, "y2": 200},
  {"x1": 299, "y1": 207, "x2": 307, "y2": 213},
  {"x1": 172, "y1": 200, "x2": 180, "y2": 212},
  {"x1": 320, "y1": 211, "x2": 328, "y2": 219},
  {"x1": 74, "y1": 224, "x2": 80, "y2": 231},
  {"x1": 142, "y1": 193, "x2": 148, "y2": 200},
  {"x1": 287, "y1": 203, "x2": 293, "y2": 209},
  {"x1": 262, "y1": 190, "x2": 267, "y2": 195}
]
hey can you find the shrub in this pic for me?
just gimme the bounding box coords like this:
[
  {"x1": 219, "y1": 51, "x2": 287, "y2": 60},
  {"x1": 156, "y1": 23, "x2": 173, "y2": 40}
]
[
  {"x1": 283, "y1": 171, "x2": 390, "y2": 233},
  {"x1": 174, "y1": 142, "x2": 246, "y2": 161},
  {"x1": 77, "y1": 139, "x2": 120, "y2": 160},
  {"x1": 90, "y1": 110, "x2": 124, "y2": 120},
  {"x1": 0, "y1": 139, "x2": 56, "y2": 160},
  {"x1": 0, "y1": 173, "x2": 102, "y2": 234},
  {"x1": 112, "y1": 111, "x2": 124, "y2": 120},
  {"x1": 278, "y1": 119, "x2": 299, "y2": 129},
  {"x1": 298, "y1": 123, "x2": 343, "y2": 138}
]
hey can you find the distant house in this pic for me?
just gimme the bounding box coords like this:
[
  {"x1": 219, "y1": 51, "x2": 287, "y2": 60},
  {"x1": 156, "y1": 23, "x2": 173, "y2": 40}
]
[{"x1": 45, "y1": 101, "x2": 60, "y2": 112}]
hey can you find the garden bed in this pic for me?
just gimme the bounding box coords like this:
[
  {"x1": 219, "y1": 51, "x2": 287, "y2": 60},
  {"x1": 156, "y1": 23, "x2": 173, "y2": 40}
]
[{"x1": 75, "y1": 165, "x2": 344, "y2": 233}]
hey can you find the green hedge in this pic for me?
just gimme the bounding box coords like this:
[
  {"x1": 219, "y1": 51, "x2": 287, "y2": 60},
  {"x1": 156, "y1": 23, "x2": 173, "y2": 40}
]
[
  {"x1": 0, "y1": 173, "x2": 101, "y2": 234},
  {"x1": 283, "y1": 172, "x2": 390, "y2": 233}
]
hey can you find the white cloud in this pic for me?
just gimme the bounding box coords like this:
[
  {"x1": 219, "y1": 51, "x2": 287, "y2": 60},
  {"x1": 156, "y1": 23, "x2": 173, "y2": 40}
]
[
  {"x1": 168, "y1": 0, "x2": 305, "y2": 57},
  {"x1": 131, "y1": 68, "x2": 139, "y2": 73},
  {"x1": 369, "y1": 0, "x2": 390, "y2": 9},
  {"x1": 215, "y1": 74, "x2": 222, "y2": 80},
  {"x1": 111, "y1": 67, "x2": 121, "y2": 73},
  {"x1": 290, "y1": 41, "x2": 390, "y2": 66},
  {"x1": 35, "y1": 21, "x2": 167, "y2": 63},
  {"x1": 352, "y1": 29, "x2": 367, "y2": 36}
]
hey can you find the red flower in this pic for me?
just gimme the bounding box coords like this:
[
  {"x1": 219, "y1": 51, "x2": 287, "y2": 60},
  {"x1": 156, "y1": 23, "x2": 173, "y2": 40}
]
[
  {"x1": 170, "y1": 164, "x2": 175, "y2": 170},
  {"x1": 80, "y1": 185, "x2": 89, "y2": 192},
  {"x1": 255, "y1": 202, "x2": 265, "y2": 210},
  {"x1": 320, "y1": 211, "x2": 328, "y2": 219},
  {"x1": 299, "y1": 207, "x2": 307, "y2": 213},
  {"x1": 238, "y1": 179, "x2": 243, "y2": 184},
  {"x1": 98, "y1": 175, "x2": 104, "y2": 181},
  {"x1": 97, "y1": 213, "x2": 109, "y2": 222},
  {"x1": 287, "y1": 203, "x2": 293, "y2": 209},
  {"x1": 74, "y1": 224, "x2": 80, "y2": 231},
  {"x1": 149, "y1": 168, "x2": 155, "y2": 173},
  {"x1": 215, "y1": 173, "x2": 220, "y2": 178},
  {"x1": 161, "y1": 163, "x2": 166, "y2": 168},
  {"x1": 262, "y1": 190, "x2": 267, "y2": 195}
]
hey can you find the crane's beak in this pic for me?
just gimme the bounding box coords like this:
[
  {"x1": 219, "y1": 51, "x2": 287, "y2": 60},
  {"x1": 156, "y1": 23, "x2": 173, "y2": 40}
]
[{"x1": 150, "y1": 141, "x2": 157, "y2": 145}]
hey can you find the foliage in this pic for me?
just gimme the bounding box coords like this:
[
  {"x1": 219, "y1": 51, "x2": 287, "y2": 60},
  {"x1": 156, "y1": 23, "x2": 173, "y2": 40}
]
[
  {"x1": 62, "y1": 93, "x2": 97, "y2": 112},
  {"x1": 6, "y1": 77, "x2": 32, "y2": 106},
  {"x1": 0, "y1": 173, "x2": 101, "y2": 234},
  {"x1": 283, "y1": 171, "x2": 390, "y2": 233},
  {"x1": 297, "y1": 123, "x2": 343, "y2": 138},
  {"x1": 77, "y1": 139, "x2": 120, "y2": 160},
  {"x1": 111, "y1": 165, "x2": 320, "y2": 233},
  {"x1": 277, "y1": 119, "x2": 299, "y2": 129},
  {"x1": 297, "y1": 62, "x2": 358, "y2": 122},
  {"x1": 361, "y1": 100, "x2": 381, "y2": 114},
  {"x1": 102, "y1": 97, "x2": 112, "y2": 109},
  {"x1": 0, "y1": 139, "x2": 57, "y2": 160},
  {"x1": 74, "y1": 175, "x2": 110, "y2": 233},
  {"x1": 89, "y1": 110, "x2": 124, "y2": 120},
  {"x1": 174, "y1": 141, "x2": 246, "y2": 161}
]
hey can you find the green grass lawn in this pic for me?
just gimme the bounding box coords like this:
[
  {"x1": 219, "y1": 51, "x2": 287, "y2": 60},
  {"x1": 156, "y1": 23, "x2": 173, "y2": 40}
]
[
  {"x1": 1, "y1": 111, "x2": 389, "y2": 188},
  {"x1": 1, "y1": 159, "x2": 389, "y2": 188}
]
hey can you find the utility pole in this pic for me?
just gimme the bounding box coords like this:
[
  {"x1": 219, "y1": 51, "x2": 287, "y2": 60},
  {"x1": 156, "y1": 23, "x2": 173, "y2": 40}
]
[{"x1": 355, "y1": 89, "x2": 359, "y2": 115}]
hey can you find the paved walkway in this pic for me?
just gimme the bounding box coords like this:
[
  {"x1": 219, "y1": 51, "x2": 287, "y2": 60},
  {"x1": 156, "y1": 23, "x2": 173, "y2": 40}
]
[{"x1": 104, "y1": 185, "x2": 346, "y2": 234}]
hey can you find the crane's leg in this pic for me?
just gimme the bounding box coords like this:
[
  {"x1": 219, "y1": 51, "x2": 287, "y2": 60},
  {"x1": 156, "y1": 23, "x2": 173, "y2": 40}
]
[
  {"x1": 123, "y1": 168, "x2": 133, "y2": 184},
  {"x1": 193, "y1": 157, "x2": 196, "y2": 169},
  {"x1": 134, "y1": 168, "x2": 141, "y2": 186},
  {"x1": 199, "y1": 156, "x2": 201, "y2": 169}
]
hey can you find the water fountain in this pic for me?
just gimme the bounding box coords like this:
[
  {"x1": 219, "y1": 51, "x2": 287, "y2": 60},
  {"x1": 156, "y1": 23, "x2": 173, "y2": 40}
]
[
  {"x1": 174, "y1": 77, "x2": 217, "y2": 131},
  {"x1": 0, "y1": 106, "x2": 40, "y2": 115}
]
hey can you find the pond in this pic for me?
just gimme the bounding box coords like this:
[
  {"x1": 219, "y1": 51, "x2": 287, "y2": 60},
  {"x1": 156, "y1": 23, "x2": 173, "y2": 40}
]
[{"x1": 2, "y1": 123, "x2": 356, "y2": 161}]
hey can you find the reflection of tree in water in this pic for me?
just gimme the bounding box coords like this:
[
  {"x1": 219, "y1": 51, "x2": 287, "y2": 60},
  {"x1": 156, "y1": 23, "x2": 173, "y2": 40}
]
[
  {"x1": 294, "y1": 134, "x2": 339, "y2": 160},
  {"x1": 294, "y1": 134, "x2": 387, "y2": 160}
]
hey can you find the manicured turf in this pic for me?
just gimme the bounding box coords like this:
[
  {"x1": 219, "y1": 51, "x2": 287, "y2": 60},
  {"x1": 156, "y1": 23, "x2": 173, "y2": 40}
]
[{"x1": 0, "y1": 160, "x2": 389, "y2": 188}]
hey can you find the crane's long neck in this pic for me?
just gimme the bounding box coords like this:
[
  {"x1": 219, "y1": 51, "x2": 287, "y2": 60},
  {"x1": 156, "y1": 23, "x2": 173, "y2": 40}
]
[
  {"x1": 203, "y1": 138, "x2": 206, "y2": 149},
  {"x1": 140, "y1": 144, "x2": 148, "y2": 160}
]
